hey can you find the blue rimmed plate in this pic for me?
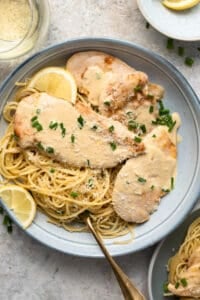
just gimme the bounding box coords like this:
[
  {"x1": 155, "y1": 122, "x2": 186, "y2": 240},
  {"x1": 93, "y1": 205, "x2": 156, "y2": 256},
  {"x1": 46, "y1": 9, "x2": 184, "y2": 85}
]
[{"x1": 0, "y1": 38, "x2": 200, "y2": 257}]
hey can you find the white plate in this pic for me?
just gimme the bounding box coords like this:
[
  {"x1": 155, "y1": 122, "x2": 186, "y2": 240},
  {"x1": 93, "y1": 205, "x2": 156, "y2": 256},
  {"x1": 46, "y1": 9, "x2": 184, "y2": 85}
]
[
  {"x1": 137, "y1": 0, "x2": 200, "y2": 41},
  {"x1": 0, "y1": 38, "x2": 200, "y2": 257}
]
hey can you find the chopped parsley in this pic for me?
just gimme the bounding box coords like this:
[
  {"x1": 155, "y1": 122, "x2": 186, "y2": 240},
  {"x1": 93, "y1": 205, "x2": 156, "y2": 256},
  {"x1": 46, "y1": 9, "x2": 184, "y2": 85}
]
[
  {"x1": 126, "y1": 111, "x2": 133, "y2": 118},
  {"x1": 152, "y1": 102, "x2": 176, "y2": 132},
  {"x1": 167, "y1": 38, "x2": 174, "y2": 50},
  {"x1": 3, "y1": 214, "x2": 13, "y2": 233},
  {"x1": 162, "y1": 188, "x2": 170, "y2": 193},
  {"x1": 109, "y1": 125, "x2": 115, "y2": 133},
  {"x1": 49, "y1": 121, "x2": 58, "y2": 130},
  {"x1": 134, "y1": 136, "x2": 142, "y2": 143},
  {"x1": 31, "y1": 116, "x2": 43, "y2": 132},
  {"x1": 147, "y1": 94, "x2": 154, "y2": 100},
  {"x1": 171, "y1": 177, "x2": 174, "y2": 190},
  {"x1": 109, "y1": 142, "x2": 117, "y2": 151},
  {"x1": 163, "y1": 282, "x2": 169, "y2": 293},
  {"x1": 36, "y1": 109, "x2": 41, "y2": 115},
  {"x1": 152, "y1": 134, "x2": 156, "y2": 138},
  {"x1": 104, "y1": 101, "x2": 111, "y2": 106},
  {"x1": 77, "y1": 115, "x2": 85, "y2": 129},
  {"x1": 36, "y1": 142, "x2": 44, "y2": 151},
  {"x1": 60, "y1": 123, "x2": 66, "y2": 137},
  {"x1": 151, "y1": 185, "x2": 155, "y2": 190},
  {"x1": 138, "y1": 177, "x2": 146, "y2": 183},
  {"x1": 88, "y1": 178, "x2": 94, "y2": 188},
  {"x1": 128, "y1": 120, "x2": 138, "y2": 131},
  {"x1": 46, "y1": 147, "x2": 54, "y2": 154},
  {"x1": 134, "y1": 85, "x2": 143, "y2": 93},
  {"x1": 70, "y1": 191, "x2": 79, "y2": 198},
  {"x1": 50, "y1": 168, "x2": 55, "y2": 173},
  {"x1": 180, "y1": 278, "x2": 188, "y2": 287},
  {"x1": 71, "y1": 134, "x2": 75, "y2": 143},
  {"x1": 87, "y1": 159, "x2": 90, "y2": 167},
  {"x1": 185, "y1": 57, "x2": 194, "y2": 67},
  {"x1": 175, "y1": 282, "x2": 180, "y2": 289},
  {"x1": 91, "y1": 125, "x2": 98, "y2": 131},
  {"x1": 140, "y1": 124, "x2": 146, "y2": 134},
  {"x1": 31, "y1": 116, "x2": 38, "y2": 122},
  {"x1": 149, "y1": 105, "x2": 154, "y2": 113}
]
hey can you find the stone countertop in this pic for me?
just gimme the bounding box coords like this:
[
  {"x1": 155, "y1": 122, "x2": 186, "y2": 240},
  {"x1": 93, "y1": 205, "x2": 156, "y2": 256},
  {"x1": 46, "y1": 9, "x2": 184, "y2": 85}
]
[{"x1": 0, "y1": 1, "x2": 199, "y2": 299}]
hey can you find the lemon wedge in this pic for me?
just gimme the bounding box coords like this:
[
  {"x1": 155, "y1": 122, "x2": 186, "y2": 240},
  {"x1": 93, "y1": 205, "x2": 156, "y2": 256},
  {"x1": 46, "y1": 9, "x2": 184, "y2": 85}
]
[
  {"x1": 0, "y1": 185, "x2": 36, "y2": 229},
  {"x1": 28, "y1": 67, "x2": 77, "y2": 103},
  {"x1": 162, "y1": 0, "x2": 200, "y2": 10}
]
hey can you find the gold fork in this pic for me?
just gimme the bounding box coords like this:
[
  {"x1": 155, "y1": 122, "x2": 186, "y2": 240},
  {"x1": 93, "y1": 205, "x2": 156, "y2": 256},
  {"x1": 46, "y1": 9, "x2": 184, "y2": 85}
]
[{"x1": 86, "y1": 216, "x2": 146, "y2": 300}]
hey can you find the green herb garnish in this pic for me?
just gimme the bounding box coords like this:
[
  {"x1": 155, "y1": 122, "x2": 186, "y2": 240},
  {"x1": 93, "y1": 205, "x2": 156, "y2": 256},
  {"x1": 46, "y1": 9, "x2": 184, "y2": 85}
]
[
  {"x1": 60, "y1": 123, "x2": 66, "y2": 137},
  {"x1": 49, "y1": 121, "x2": 58, "y2": 130},
  {"x1": 50, "y1": 168, "x2": 55, "y2": 173},
  {"x1": 140, "y1": 124, "x2": 146, "y2": 134},
  {"x1": 36, "y1": 142, "x2": 44, "y2": 151},
  {"x1": 77, "y1": 115, "x2": 85, "y2": 129},
  {"x1": 138, "y1": 177, "x2": 146, "y2": 183},
  {"x1": 134, "y1": 85, "x2": 143, "y2": 93},
  {"x1": 128, "y1": 120, "x2": 138, "y2": 131},
  {"x1": 162, "y1": 188, "x2": 170, "y2": 193},
  {"x1": 171, "y1": 177, "x2": 174, "y2": 190},
  {"x1": 152, "y1": 134, "x2": 156, "y2": 138},
  {"x1": 163, "y1": 282, "x2": 169, "y2": 293},
  {"x1": 149, "y1": 105, "x2": 154, "y2": 113},
  {"x1": 109, "y1": 142, "x2": 117, "y2": 151},
  {"x1": 134, "y1": 136, "x2": 142, "y2": 143},
  {"x1": 70, "y1": 191, "x2": 79, "y2": 198},
  {"x1": 185, "y1": 57, "x2": 194, "y2": 67},
  {"x1": 147, "y1": 94, "x2": 154, "y2": 100},
  {"x1": 180, "y1": 278, "x2": 187, "y2": 287},
  {"x1": 167, "y1": 38, "x2": 174, "y2": 50},
  {"x1": 91, "y1": 125, "x2": 98, "y2": 131},
  {"x1": 31, "y1": 116, "x2": 38, "y2": 122},
  {"x1": 151, "y1": 185, "x2": 155, "y2": 190},
  {"x1": 175, "y1": 282, "x2": 180, "y2": 289},
  {"x1": 71, "y1": 134, "x2": 75, "y2": 143},
  {"x1": 46, "y1": 147, "x2": 54, "y2": 154},
  {"x1": 87, "y1": 159, "x2": 90, "y2": 167},
  {"x1": 109, "y1": 125, "x2": 115, "y2": 133},
  {"x1": 104, "y1": 101, "x2": 111, "y2": 106}
]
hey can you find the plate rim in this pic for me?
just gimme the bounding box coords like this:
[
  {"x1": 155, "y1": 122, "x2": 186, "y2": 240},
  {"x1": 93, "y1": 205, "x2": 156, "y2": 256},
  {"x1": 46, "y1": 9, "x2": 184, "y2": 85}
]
[
  {"x1": 136, "y1": 0, "x2": 200, "y2": 41},
  {"x1": 0, "y1": 37, "x2": 200, "y2": 257}
]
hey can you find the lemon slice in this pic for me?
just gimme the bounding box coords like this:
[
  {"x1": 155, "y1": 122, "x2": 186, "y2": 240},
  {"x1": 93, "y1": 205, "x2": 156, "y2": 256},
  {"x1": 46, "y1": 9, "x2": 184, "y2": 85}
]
[
  {"x1": 162, "y1": 0, "x2": 200, "y2": 10},
  {"x1": 0, "y1": 185, "x2": 36, "y2": 229},
  {"x1": 28, "y1": 67, "x2": 77, "y2": 103}
]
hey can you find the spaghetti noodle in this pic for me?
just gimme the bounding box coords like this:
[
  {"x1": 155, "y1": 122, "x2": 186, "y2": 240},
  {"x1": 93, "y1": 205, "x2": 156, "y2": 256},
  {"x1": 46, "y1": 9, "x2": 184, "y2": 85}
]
[{"x1": 0, "y1": 92, "x2": 133, "y2": 239}]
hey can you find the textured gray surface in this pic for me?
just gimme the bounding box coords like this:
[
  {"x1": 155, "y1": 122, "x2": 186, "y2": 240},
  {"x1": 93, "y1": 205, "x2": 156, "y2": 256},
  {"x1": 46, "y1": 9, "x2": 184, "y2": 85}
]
[{"x1": 0, "y1": 1, "x2": 200, "y2": 299}]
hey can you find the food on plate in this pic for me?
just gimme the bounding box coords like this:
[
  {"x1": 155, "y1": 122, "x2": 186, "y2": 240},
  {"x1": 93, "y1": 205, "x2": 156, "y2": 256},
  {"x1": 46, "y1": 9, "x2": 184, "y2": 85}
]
[
  {"x1": 0, "y1": 51, "x2": 180, "y2": 238},
  {"x1": 0, "y1": 185, "x2": 36, "y2": 229},
  {"x1": 165, "y1": 217, "x2": 200, "y2": 298},
  {"x1": 113, "y1": 116, "x2": 180, "y2": 223},
  {"x1": 14, "y1": 92, "x2": 144, "y2": 169},
  {"x1": 162, "y1": 0, "x2": 200, "y2": 11},
  {"x1": 27, "y1": 67, "x2": 77, "y2": 103}
]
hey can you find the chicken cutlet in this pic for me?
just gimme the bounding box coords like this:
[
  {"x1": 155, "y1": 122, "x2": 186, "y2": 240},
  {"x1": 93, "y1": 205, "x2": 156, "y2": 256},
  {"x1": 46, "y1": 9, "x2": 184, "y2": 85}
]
[
  {"x1": 66, "y1": 51, "x2": 149, "y2": 112},
  {"x1": 112, "y1": 113, "x2": 180, "y2": 223},
  {"x1": 14, "y1": 93, "x2": 144, "y2": 169}
]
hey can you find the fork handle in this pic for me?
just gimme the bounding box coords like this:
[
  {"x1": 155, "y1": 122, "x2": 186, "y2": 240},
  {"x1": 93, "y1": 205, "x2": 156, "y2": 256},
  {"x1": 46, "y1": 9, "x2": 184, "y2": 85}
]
[{"x1": 86, "y1": 217, "x2": 145, "y2": 300}]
